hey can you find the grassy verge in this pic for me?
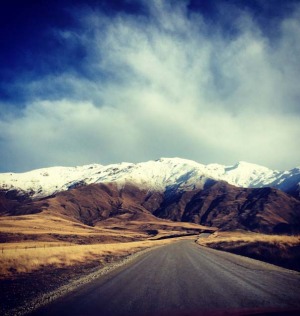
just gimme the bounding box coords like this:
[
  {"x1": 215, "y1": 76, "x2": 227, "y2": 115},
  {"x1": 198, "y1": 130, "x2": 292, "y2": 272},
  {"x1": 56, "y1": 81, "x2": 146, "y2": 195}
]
[
  {"x1": 0, "y1": 238, "x2": 186, "y2": 278},
  {"x1": 197, "y1": 231, "x2": 300, "y2": 272},
  {"x1": 1, "y1": 236, "x2": 194, "y2": 315}
]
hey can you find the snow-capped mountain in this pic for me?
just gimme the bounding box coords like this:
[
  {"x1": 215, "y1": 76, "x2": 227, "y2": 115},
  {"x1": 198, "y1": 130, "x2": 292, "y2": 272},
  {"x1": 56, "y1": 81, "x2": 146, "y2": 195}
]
[{"x1": 0, "y1": 158, "x2": 299, "y2": 199}]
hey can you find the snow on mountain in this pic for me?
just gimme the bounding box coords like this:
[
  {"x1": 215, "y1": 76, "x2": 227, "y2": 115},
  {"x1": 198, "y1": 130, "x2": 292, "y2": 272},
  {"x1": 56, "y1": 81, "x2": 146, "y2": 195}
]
[
  {"x1": 206, "y1": 161, "x2": 279, "y2": 187},
  {"x1": 0, "y1": 164, "x2": 104, "y2": 198},
  {"x1": 0, "y1": 158, "x2": 299, "y2": 199}
]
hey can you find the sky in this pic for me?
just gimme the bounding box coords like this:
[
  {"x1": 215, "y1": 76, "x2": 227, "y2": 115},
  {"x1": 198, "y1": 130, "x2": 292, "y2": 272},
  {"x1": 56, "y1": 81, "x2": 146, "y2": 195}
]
[{"x1": 0, "y1": 0, "x2": 299, "y2": 172}]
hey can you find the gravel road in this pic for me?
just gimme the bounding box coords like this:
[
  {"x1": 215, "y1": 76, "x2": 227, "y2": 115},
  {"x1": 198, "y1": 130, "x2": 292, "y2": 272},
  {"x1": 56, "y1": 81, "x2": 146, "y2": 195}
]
[{"x1": 30, "y1": 240, "x2": 300, "y2": 316}]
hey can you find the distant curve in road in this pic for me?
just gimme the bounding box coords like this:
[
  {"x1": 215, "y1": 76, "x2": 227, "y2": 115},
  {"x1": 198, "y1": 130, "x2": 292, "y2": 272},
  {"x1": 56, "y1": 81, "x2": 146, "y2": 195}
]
[{"x1": 31, "y1": 240, "x2": 300, "y2": 316}]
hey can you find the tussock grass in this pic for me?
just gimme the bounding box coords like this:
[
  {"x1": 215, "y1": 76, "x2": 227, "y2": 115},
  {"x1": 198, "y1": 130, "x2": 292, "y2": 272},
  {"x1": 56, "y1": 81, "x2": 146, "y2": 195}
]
[
  {"x1": 199, "y1": 231, "x2": 300, "y2": 245},
  {"x1": 198, "y1": 231, "x2": 300, "y2": 271},
  {"x1": 0, "y1": 214, "x2": 159, "y2": 245},
  {"x1": 0, "y1": 213, "x2": 214, "y2": 244},
  {"x1": 0, "y1": 214, "x2": 134, "y2": 236},
  {"x1": 0, "y1": 211, "x2": 213, "y2": 278},
  {"x1": 0, "y1": 238, "x2": 184, "y2": 278}
]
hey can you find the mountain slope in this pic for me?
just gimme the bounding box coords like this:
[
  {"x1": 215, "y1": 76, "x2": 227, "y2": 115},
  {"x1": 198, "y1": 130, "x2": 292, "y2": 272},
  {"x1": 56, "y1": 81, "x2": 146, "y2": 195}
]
[
  {"x1": 1, "y1": 158, "x2": 299, "y2": 199},
  {"x1": 154, "y1": 181, "x2": 300, "y2": 233},
  {"x1": 2, "y1": 181, "x2": 299, "y2": 234}
]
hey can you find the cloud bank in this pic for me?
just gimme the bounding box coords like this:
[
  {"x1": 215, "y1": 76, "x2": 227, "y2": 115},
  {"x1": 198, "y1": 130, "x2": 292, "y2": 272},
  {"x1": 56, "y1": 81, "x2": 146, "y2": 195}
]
[{"x1": 1, "y1": 0, "x2": 300, "y2": 171}]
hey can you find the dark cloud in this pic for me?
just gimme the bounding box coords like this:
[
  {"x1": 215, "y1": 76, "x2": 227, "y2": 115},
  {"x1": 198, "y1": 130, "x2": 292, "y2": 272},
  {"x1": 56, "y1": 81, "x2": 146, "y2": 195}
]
[{"x1": 0, "y1": 0, "x2": 299, "y2": 172}]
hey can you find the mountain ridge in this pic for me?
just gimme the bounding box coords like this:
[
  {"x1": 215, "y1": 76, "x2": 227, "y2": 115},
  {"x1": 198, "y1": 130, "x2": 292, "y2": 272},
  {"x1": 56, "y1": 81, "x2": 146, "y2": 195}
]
[
  {"x1": 0, "y1": 158, "x2": 299, "y2": 199},
  {"x1": 1, "y1": 158, "x2": 300, "y2": 236}
]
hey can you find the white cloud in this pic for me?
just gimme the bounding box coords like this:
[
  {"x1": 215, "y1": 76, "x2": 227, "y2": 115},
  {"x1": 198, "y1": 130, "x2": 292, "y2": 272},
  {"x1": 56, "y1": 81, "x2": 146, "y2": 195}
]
[{"x1": 1, "y1": 1, "x2": 300, "y2": 171}]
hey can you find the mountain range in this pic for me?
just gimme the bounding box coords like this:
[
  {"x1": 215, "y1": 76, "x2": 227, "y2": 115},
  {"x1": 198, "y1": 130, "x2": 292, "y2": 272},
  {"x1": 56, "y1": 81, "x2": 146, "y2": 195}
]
[
  {"x1": 1, "y1": 158, "x2": 299, "y2": 198},
  {"x1": 1, "y1": 158, "x2": 300, "y2": 234}
]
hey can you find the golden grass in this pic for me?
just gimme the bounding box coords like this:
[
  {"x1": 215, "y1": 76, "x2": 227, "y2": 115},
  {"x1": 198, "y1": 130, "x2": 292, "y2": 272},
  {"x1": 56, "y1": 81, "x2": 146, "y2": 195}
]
[
  {"x1": 197, "y1": 231, "x2": 300, "y2": 247},
  {"x1": 0, "y1": 213, "x2": 215, "y2": 243},
  {"x1": 0, "y1": 214, "x2": 127, "y2": 236},
  {"x1": 0, "y1": 214, "x2": 155, "y2": 245},
  {"x1": 0, "y1": 241, "x2": 70, "y2": 250},
  {"x1": 97, "y1": 218, "x2": 218, "y2": 232},
  {"x1": 197, "y1": 230, "x2": 300, "y2": 271},
  {"x1": 0, "y1": 237, "x2": 192, "y2": 278},
  {"x1": 0, "y1": 211, "x2": 214, "y2": 278}
]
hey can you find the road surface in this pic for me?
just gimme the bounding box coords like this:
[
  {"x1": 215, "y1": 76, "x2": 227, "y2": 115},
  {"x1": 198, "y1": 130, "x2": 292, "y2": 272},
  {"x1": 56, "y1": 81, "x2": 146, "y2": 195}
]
[{"x1": 31, "y1": 240, "x2": 300, "y2": 316}]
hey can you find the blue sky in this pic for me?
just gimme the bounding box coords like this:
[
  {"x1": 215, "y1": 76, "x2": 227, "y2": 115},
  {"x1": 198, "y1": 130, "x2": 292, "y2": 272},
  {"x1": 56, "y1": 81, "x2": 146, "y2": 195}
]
[{"x1": 0, "y1": 0, "x2": 300, "y2": 172}]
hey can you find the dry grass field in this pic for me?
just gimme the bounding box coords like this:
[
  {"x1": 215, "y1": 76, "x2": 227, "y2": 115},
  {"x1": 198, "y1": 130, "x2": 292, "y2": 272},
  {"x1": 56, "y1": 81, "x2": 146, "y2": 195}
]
[
  {"x1": 197, "y1": 230, "x2": 300, "y2": 271},
  {"x1": 0, "y1": 214, "x2": 144, "y2": 243},
  {"x1": 0, "y1": 212, "x2": 215, "y2": 279},
  {"x1": 0, "y1": 237, "x2": 192, "y2": 278},
  {"x1": 0, "y1": 212, "x2": 214, "y2": 242}
]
